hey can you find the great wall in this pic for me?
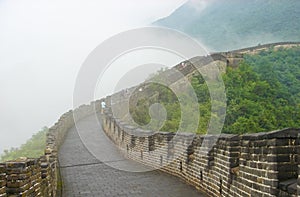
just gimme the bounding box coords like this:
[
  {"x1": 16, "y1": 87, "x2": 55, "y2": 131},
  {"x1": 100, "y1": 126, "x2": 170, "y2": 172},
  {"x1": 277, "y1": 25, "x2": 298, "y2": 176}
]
[
  {"x1": 102, "y1": 102, "x2": 300, "y2": 197},
  {"x1": 0, "y1": 42, "x2": 299, "y2": 196}
]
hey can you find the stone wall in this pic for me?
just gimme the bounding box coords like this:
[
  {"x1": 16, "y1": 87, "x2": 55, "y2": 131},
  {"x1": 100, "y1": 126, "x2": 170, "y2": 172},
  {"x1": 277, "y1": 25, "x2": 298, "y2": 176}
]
[
  {"x1": 230, "y1": 41, "x2": 300, "y2": 54},
  {"x1": 102, "y1": 106, "x2": 300, "y2": 197},
  {"x1": 172, "y1": 42, "x2": 300, "y2": 80},
  {"x1": 0, "y1": 42, "x2": 299, "y2": 197},
  {"x1": 297, "y1": 133, "x2": 300, "y2": 197},
  {"x1": 0, "y1": 101, "x2": 101, "y2": 197}
]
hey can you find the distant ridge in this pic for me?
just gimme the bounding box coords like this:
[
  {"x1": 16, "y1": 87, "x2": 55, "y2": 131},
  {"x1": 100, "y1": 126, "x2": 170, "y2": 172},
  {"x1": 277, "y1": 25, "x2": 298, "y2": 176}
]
[{"x1": 153, "y1": 0, "x2": 300, "y2": 52}]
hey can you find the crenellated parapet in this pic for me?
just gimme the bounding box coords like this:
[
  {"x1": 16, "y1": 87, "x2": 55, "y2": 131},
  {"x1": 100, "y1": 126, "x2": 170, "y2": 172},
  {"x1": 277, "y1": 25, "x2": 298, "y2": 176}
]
[
  {"x1": 1, "y1": 42, "x2": 300, "y2": 197},
  {"x1": 0, "y1": 100, "x2": 102, "y2": 197},
  {"x1": 102, "y1": 100, "x2": 300, "y2": 197}
]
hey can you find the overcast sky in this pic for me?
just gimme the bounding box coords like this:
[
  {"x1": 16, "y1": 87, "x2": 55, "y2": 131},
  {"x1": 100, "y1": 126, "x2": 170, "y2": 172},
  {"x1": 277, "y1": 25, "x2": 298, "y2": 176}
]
[{"x1": 0, "y1": 0, "x2": 189, "y2": 154}]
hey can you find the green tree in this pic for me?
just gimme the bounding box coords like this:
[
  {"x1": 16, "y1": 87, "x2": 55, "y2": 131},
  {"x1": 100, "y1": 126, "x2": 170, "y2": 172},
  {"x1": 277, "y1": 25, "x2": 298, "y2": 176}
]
[{"x1": 0, "y1": 127, "x2": 48, "y2": 162}]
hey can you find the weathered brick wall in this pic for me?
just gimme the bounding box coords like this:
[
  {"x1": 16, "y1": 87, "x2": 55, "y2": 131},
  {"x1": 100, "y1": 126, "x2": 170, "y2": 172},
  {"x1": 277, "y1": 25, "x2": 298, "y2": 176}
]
[
  {"x1": 102, "y1": 106, "x2": 300, "y2": 197},
  {"x1": 1, "y1": 42, "x2": 300, "y2": 197},
  {"x1": 298, "y1": 133, "x2": 300, "y2": 196},
  {"x1": 4, "y1": 159, "x2": 41, "y2": 196},
  {"x1": 230, "y1": 130, "x2": 299, "y2": 197},
  {"x1": 298, "y1": 164, "x2": 300, "y2": 196},
  {"x1": 0, "y1": 164, "x2": 5, "y2": 197},
  {"x1": 231, "y1": 41, "x2": 300, "y2": 54},
  {"x1": 0, "y1": 100, "x2": 102, "y2": 197}
]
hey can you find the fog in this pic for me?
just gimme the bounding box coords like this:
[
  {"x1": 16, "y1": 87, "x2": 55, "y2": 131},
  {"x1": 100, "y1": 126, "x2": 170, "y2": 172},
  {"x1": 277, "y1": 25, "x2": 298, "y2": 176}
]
[{"x1": 0, "y1": 0, "x2": 188, "y2": 154}]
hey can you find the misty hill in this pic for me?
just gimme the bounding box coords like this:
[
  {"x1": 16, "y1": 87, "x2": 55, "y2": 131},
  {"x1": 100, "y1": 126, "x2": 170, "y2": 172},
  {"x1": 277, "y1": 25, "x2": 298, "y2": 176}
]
[
  {"x1": 0, "y1": 127, "x2": 47, "y2": 162},
  {"x1": 153, "y1": 0, "x2": 300, "y2": 51},
  {"x1": 130, "y1": 46, "x2": 300, "y2": 134}
]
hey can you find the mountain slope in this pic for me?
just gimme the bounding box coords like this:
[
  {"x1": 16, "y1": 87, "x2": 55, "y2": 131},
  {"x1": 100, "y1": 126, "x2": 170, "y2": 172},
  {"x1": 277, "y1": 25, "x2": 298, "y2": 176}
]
[
  {"x1": 153, "y1": 0, "x2": 300, "y2": 51},
  {"x1": 129, "y1": 47, "x2": 300, "y2": 134},
  {"x1": 0, "y1": 127, "x2": 47, "y2": 162}
]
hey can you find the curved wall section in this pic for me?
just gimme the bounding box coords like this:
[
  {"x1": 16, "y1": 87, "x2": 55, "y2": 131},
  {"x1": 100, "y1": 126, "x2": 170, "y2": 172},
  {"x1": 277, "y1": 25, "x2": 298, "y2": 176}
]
[
  {"x1": 0, "y1": 100, "x2": 101, "y2": 197},
  {"x1": 102, "y1": 101, "x2": 300, "y2": 197}
]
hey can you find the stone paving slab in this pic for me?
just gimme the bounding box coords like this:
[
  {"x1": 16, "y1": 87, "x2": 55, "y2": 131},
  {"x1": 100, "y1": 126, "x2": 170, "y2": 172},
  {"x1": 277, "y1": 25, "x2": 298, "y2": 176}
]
[{"x1": 58, "y1": 115, "x2": 206, "y2": 197}]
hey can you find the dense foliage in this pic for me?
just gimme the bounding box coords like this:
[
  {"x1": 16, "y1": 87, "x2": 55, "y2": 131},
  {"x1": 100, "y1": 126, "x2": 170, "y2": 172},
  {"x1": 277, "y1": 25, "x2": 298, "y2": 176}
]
[
  {"x1": 130, "y1": 47, "x2": 300, "y2": 134},
  {"x1": 0, "y1": 127, "x2": 47, "y2": 162},
  {"x1": 154, "y1": 0, "x2": 300, "y2": 51},
  {"x1": 129, "y1": 84, "x2": 181, "y2": 132},
  {"x1": 223, "y1": 47, "x2": 300, "y2": 133}
]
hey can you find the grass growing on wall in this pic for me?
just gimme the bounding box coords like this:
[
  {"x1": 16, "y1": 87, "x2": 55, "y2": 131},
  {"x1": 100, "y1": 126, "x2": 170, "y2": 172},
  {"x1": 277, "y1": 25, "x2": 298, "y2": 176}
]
[{"x1": 0, "y1": 127, "x2": 48, "y2": 162}]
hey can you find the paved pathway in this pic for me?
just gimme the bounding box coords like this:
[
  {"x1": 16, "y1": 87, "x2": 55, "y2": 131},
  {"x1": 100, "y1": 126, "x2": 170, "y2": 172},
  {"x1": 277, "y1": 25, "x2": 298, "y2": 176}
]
[{"x1": 58, "y1": 115, "x2": 206, "y2": 197}]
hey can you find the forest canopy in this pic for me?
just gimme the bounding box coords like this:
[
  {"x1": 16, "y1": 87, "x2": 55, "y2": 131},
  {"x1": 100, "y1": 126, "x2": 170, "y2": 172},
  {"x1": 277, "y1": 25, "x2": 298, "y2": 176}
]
[{"x1": 130, "y1": 47, "x2": 300, "y2": 134}]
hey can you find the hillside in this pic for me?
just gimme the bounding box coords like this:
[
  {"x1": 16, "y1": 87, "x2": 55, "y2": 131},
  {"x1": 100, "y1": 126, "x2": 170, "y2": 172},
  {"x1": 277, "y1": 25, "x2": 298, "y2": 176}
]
[
  {"x1": 0, "y1": 127, "x2": 47, "y2": 162},
  {"x1": 130, "y1": 46, "x2": 300, "y2": 134},
  {"x1": 153, "y1": 0, "x2": 300, "y2": 51}
]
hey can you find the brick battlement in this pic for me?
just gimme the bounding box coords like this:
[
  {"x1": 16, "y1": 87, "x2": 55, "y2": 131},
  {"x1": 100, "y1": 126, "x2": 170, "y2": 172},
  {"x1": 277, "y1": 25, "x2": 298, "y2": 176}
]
[
  {"x1": 0, "y1": 42, "x2": 299, "y2": 196},
  {"x1": 0, "y1": 101, "x2": 101, "y2": 197},
  {"x1": 102, "y1": 101, "x2": 300, "y2": 197}
]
